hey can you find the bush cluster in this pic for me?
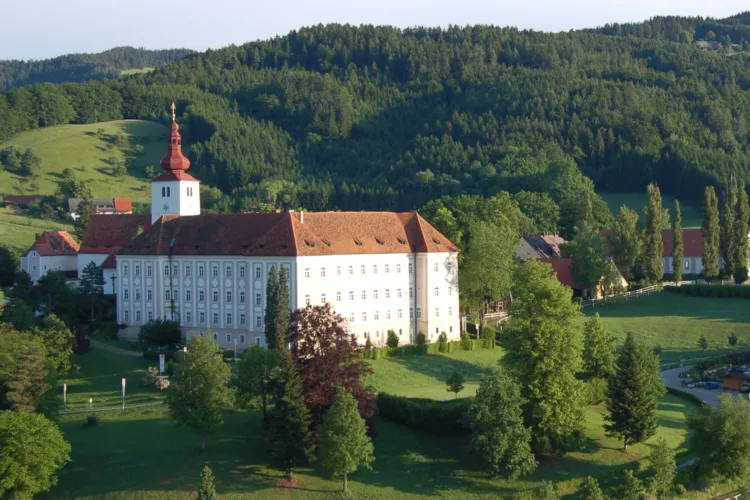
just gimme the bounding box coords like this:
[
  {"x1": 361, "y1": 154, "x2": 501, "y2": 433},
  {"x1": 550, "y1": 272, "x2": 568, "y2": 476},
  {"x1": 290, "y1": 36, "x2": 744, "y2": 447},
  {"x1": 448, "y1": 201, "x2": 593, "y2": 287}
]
[
  {"x1": 376, "y1": 393, "x2": 472, "y2": 436},
  {"x1": 665, "y1": 284, "x2": 750, "y2": 298},
  {"x1": 361, "y1": 337, "x2": 495, "y2": 360}
]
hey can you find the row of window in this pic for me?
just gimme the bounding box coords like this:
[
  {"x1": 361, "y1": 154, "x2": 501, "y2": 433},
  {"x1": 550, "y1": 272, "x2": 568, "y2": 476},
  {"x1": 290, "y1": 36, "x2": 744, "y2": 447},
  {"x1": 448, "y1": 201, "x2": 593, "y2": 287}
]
[
  {"x1": 303, "y1": 262, "x2": 452, "y2": 278},
  {"x1": 123, "y1": 309, "x2": 263, "y2": 328},
  {"x1": 344, "y1": 307, "x2": 453, "y2": 323},
  {"x1": 304, "y1": 285, "x2": 453, "y2": 306},
  {"x1": 191, "y1": 331, "x2": 262, "y2": 346},
  {"x1": 122, "y1": 263, "x2": 265, "y2": 280},
  {"x1": 123, "y1": 288, "x2": 264, "y2": 305}
]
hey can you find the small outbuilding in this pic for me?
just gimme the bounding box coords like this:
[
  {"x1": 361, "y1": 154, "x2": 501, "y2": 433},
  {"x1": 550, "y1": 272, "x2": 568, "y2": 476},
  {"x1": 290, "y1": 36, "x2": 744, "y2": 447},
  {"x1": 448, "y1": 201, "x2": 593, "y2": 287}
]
[{"x1": 722, "y1": 369, "x2": 748, "y2": 391}]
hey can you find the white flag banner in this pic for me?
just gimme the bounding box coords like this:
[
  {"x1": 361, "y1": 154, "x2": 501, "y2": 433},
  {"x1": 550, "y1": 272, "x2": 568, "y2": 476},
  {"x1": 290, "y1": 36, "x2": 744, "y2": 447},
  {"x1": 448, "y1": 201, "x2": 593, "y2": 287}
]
[{"x1": 159, "y1": 354, "x2": 165, "y2": 374}]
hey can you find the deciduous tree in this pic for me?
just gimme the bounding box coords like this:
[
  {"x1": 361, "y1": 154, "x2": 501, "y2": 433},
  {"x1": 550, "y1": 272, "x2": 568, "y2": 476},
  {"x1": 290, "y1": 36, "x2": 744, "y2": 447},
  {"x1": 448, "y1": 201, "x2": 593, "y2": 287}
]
[
  {"x1": 721, "y1": 180, "x2": 739, "y2": 276},
  {"x1": 702, "y1": 186, "x2": 721, "y2": 279},
  {"x1": 611, "y1": 206, "x2": 642, "y2": 281},
  {"x1": 4, "y1": 342, "x2": 50, "y2": 412},
  {"x1": 233, "y1": 345, "x2": 277, "y2": 422},
  {"x1": 167, "y1": 336, "x2": 233, "y2": 449},
  {"x1": 318, "y1": 389, "x2": 375, "y2": 492},
  {"x1": 33, "y1": 314, "x2": 75, "y2": 374},
  {"x1": 605, "y1": 333, "x2": 665, "y2": 450},
  {"x1": 616, "y1": 469, "x2": 646, "y2": 500},
  {"x1": 466, "y1": 367, "x2": 536, "y2": 478},
  {"x1": 0, "y1": 411, "x2": 70, "y2": 499},
  {"x1": 502, "y1": 260, "x2": 585, "y2": 454},
  {"x1": 0, "y1": 245, "x2": 19, "y2": 287},
  {"x1": 579, "y1": 476, "x2": 605, "y2": 500},
  {"x1": 649, "y1": 438, "x2": 676, "y2": 498},
  {"x1": 563, "y1": 222, "x2": 609, "y2": 295},
  {"x1": 445, "y1": 370, "x2": 465, "y2": 398},
  {"x1": 582, "y1": 313, "x2": 616, "y2": 379},
  {"x1": 734, "y1": 184, "x2": 749, "y2": 283}
]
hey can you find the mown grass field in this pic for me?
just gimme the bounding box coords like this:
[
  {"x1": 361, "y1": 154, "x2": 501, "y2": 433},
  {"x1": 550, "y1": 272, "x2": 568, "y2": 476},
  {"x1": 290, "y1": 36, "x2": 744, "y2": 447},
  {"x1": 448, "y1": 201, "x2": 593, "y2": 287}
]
[
  {"x1": 0, "y1": 207, "x2": 73, "y2": 251},
  {"x1": 582, "y1": 292, "x2": 750, "y2": 364},
  {"x1": 600, "y1": 191, "x2": 702, "y2": 228},
  {"x1": 44, "y1": 346, "x2": 704, "y2": 499},
  {"x1": 0, "y1": 119, "x2": 167, "y2": 204}
]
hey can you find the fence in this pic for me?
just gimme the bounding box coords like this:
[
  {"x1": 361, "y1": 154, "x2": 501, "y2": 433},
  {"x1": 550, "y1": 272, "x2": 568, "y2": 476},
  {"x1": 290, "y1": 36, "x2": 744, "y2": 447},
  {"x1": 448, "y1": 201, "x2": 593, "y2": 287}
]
[{"x1": 579, "y1": 284, "x2": 662, "y2": 309}]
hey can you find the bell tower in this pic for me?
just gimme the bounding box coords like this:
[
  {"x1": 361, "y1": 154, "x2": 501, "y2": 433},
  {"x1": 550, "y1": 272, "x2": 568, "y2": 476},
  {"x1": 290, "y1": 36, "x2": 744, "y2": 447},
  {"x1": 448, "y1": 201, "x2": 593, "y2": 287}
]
[{"x1": 151, "y1": 103, "x2": 201, "y2": 223}]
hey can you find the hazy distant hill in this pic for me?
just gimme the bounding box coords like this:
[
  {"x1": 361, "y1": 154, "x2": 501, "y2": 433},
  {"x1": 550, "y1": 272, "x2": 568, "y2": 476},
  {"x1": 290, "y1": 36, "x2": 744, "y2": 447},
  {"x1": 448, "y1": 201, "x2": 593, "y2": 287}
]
[{"x1": 0, "y1": 46, "x2": 194, "y2": 91}]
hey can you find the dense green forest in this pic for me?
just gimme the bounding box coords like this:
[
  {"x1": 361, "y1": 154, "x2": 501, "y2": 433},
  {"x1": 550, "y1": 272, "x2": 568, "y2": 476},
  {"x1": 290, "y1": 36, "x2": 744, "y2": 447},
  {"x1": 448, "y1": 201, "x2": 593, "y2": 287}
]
[
  {"x1": 0, "y1": 47, "x2": 194, "y2": 91},
  {"x1": 2, "y1": 14, "x2": 750, "y2": 235}
]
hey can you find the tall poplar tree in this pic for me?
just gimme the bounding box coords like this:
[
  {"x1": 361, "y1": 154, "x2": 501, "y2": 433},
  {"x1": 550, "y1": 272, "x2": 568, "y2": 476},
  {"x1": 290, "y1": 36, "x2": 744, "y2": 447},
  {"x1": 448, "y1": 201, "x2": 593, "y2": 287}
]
[
  {"x1": 611, "y1": 206, "x2": 642, "y2": 281},
  {"x1": 702, "y1": 186, "x2": 721, "y2": 279},
  {"x1": 720, "y1": 180, "x2": 739, "y2": 276},
  {"x1": 582, "y1": 313, "x2": 616, "y2": 379},
  {"x1": 502, "y1": 260, "x2": 584, "y2": 454},
  {"x1": 274, "y1": 266, "x2": 291, "y2": 352},
  {"x1": 642, "y1": 184, "x2": 666, "y2": 283},
  {"x1": 605, "y1": 333, "x2": 665, "y2": 450},
  {"x1": 733, "y1": 184, "x2": 749, "y2": 283},
  {"x1": 264, "y1": 266, "x2": 279, "y2": 348},
  {"x1": 672, "y1": 200, "x2": 684, "y2": 282}
]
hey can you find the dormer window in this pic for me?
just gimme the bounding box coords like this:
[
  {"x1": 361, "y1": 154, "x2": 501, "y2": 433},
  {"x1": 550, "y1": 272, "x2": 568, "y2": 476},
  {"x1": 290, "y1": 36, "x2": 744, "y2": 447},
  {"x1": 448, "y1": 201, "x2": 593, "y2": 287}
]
[
  {"x1": 354, "y1": 238, "x2": 363, "y2": 247},
  {"x1": 375, "y1": 237, "x2": 385, "y2": 245}
]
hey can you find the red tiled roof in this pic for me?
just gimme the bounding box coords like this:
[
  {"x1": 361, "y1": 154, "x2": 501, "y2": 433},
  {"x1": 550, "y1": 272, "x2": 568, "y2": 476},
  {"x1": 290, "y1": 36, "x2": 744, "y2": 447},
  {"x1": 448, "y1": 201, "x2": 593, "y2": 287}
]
[
  {"x1": 79, "y1": 214, "x2": 152, "y2": 254},
  {"x1": 100, "y1": 253, "x2": 117, "y2": 269},
  {"x1": 153, "y1": 171, "x2": 200, "y2": 182},
  {"x1": 113, "y1": 198, "x2": 133, "y2": 212},
  {"x1": 538, "y1": 258, "x2": 578, "y2": 288},
  {"x1": 602, "y1": 229, "x2": 704, "y2": 257},
  {"x1": 4, "y1": 195, "x2": 39, "y2": 204},
  {"x1": 23, "y1": 231, "x2": 79, "y2": 257},
  {"x1": 118, "y1": 211, "x2": 459, "y2": 257}
]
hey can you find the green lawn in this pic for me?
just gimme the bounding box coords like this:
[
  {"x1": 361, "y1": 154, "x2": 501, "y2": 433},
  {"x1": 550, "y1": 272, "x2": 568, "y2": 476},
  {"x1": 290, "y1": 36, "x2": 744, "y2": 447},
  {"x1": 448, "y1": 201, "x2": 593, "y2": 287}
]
[
  {"x1": 0, "y1": 207, "x2": 73, "y2": 251},
  {"x1": 0, "y1": 119, "x2": 167, "y2": 204},
  {"x1": 600, "y1": 191, "x2": 702, "y2": 228},
  {"x1": 583, "y1": 292, "x2": 750, "y2": 364},
  {"x1": 43, "y1": 346, "x2": 703, "y2": 499}
]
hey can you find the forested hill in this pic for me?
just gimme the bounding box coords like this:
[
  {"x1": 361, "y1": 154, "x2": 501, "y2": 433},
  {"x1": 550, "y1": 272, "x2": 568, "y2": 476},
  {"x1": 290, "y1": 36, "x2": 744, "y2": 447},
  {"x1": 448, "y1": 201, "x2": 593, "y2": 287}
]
[
  {"x1": 2, "y1": 18, "x2": 750, "y2": 235},
  {"x1": 0, "y1": 47, "x2": 194, "y2": 91}
]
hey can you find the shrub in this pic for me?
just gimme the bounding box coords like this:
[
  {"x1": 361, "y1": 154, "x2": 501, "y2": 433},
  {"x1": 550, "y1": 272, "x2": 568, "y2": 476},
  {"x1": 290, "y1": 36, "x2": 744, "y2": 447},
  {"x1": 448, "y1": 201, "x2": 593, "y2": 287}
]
[
  {"x1": 365, "y1": 337, "x2": 373, "y2": 350},
  {"x1": 461, "y1": 332, "x2": 473, "y2": 351},
  {"x1": 155, "y1": 378, "x2": 170, "y2": 391},
  {"x1": 482, "y1": 324, "x2": 496, "y2": 347},
  {"x1": 222, "y1": 348, "x2": 235, "y2": 360},
  {"x1": 386, "y1": 329, "x2": 399, "y2": 348},
  {"x1": 416, "y1": 331, "x2": 426, "y2": 346},
  {"x1": 137, "y1": 319, "x2": 181, "y2": 348},
  {"x1": 165, "y1": 360, "x2": 176, "y2": 377},
  {"x1": 85, "y1": 415, "x2": 100, "y2": 427},
  {"x1": 140, "y1": 366, "x2": 159, "y2": 386},
  {"x1": 377, "y1": 393, "x2": 472, "y2": 436},
  {"x1": 583, "y1": 377, "x2": 608, "y2": 405}
]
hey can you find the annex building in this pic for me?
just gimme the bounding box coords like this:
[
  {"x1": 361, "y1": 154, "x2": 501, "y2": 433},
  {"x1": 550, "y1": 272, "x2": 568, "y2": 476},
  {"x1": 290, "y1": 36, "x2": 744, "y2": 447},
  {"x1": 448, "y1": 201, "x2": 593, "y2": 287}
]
[{"x1": 109, "y1": 108, "x2": 460, "y2": 349}]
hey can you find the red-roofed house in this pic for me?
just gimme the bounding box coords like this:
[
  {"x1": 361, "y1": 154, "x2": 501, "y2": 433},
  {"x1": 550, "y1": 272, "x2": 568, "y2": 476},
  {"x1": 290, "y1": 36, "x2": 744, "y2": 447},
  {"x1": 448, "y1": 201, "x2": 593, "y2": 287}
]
[
  {"x1": 539, "y1": 257, "x2": 628, "y2": 299},
  {"x1": 4, "y1": 195, "x2": 40, "y2": 208},
  {"x1": 112, "y1": 108, "x2": 460, "y2": 349},
  {"x1": 21, "y1": 231, "x2": 80, "y2": 283},
  {"x1": 602, "y1": 228, "x2": 740, "y2": 276},
  {"x1": 67, "y1": 198, "x2": 133, "y2": 220},
  {"x1": 77, "y1": 214, "x2": 151, "y2": 294}
]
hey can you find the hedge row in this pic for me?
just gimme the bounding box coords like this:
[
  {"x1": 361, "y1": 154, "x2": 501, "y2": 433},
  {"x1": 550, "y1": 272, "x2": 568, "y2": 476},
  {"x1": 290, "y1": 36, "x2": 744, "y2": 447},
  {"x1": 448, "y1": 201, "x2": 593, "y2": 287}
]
[
  {"x1": 376, "y1": 393, "x2": 472, "y2": 436},
  {"x1": 665, "y1": 284, "x2": 750, "y2": 298},
  {"x1": 362, "y1": 338, "x2": 495, "y2": 360},
  {"x1": 665, "y1": 387, "x2": 712, "y2": 411}
]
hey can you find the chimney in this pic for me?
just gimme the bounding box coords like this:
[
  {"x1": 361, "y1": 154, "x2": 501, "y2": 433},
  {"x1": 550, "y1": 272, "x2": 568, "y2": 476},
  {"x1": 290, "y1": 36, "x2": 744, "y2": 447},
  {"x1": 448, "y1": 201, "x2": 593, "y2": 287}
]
[{"x1": 299, "y1": 211, "x2": 304, "y2": 224}]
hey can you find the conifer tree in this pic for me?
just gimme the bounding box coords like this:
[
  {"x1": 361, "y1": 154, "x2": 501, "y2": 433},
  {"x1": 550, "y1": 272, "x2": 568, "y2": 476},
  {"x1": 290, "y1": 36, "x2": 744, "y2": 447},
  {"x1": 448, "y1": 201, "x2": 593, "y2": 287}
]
[
  {"x1": 197, "y1": 465, "x2": 218, "y2": 500},
  {"x1": 579, "y1": 476, "x2": 605, "y2": 500},
  {"x1": 269, "y1": 350, "x2": 315, "y2": 479},
  {"x1": 274, "y1": 266, "x2": 290, "y2": 353},
  {"x1": 264, "y1": 266, "x2": 279, "y2": 348},
  {"x1": 617, "y1": 470, "x2": 646, "y2": 500},
  {"x1": 733, "y1": 184, "x2": 749, "y2": 283},
  {"x1": 4, "y1": 342, "x2": 50, "y2": 412},
  {"x1": 318, "y1": 389, "x2": 375, "y2": 493},
  {"x1": 702, "y1": 186, "x2": 721, "y2": 279},
  {"x1": 672, "y1": 200, "x2": 684, "y2": 282},
  {"x1": 605, "y1": 333, "x2": 665, "y2": 450},
  {"x1": 582, "y1": 313, "x2": 616, "y2": 379},
  {"x1": 721, "y1": 180, "x2": 739, "y2": 276},
  {"x1": 466, "y1": 367, "x2": 537, "y2": 479},
  {"x1": 642, "y1": 184, "x2": 666, "y2": 283}
]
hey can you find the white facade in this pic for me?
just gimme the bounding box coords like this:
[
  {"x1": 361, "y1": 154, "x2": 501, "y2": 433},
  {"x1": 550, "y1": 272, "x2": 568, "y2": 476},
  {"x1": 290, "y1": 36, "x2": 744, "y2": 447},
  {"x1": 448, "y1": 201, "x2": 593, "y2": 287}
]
[
  {"x1": 150, "y1": 179, "x2": 201, "y2": 224},
  {"x1": 77, "y1": 253, "x2": 116, "y2": 294},
  {"x1": 115, "y1": 251, "x2": 460, "y2": 349},
  {"x1": 21, "y1": 251, "x2": 77, "y2": 283}
]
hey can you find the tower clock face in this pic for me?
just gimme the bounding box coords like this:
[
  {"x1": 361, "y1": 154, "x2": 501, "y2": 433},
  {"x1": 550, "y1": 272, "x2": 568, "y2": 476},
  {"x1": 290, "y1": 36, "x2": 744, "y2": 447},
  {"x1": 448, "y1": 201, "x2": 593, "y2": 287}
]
[{"x1": 163, "y1": 204, "x2": 170, "y2": 211}]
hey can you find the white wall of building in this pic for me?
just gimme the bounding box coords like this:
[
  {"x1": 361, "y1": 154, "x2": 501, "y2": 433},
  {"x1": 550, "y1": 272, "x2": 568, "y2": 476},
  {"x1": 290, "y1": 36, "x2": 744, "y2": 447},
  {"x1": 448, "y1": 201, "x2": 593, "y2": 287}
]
[
  {"x1": 21, "y1": 251, "x2": 77, "y2": 283},
  {"x1": 150, "y1": 180, "x2": 200, "y2": 224},
  {"x1": 77, "y1": 253, "x2": 114, "y2": 293},
  {"x1": 116, "y1": 251, "x2": 460, "y2": 350}
]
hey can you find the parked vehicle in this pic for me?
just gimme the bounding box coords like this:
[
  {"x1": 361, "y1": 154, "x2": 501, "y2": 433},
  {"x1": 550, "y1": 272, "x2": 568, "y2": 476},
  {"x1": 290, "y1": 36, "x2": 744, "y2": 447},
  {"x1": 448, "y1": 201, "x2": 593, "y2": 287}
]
[{"x1": 704, "y1": 382, "x2": 719, "y2": 390}]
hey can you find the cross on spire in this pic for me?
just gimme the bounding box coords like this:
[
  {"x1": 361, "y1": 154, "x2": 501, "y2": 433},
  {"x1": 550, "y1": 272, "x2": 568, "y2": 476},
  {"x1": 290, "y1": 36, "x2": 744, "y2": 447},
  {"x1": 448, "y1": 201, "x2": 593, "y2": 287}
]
[{"x1": 170, "y1": 102, "x2": 176, "y2": 122}]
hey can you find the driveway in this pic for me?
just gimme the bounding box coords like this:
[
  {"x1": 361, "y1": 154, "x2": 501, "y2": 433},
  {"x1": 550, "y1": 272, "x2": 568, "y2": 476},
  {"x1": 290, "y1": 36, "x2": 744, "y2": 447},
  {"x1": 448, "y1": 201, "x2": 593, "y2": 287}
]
[{"x1": 662, "y1": 365, "x2": 749, "y2": 409}]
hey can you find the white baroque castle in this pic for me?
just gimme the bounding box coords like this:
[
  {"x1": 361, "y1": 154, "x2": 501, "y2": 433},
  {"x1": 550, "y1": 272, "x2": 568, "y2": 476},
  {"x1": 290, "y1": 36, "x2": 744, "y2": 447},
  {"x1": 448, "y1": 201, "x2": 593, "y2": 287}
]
[{"x1": 109, "y1": 110, "x2": 460, "y2": 349}]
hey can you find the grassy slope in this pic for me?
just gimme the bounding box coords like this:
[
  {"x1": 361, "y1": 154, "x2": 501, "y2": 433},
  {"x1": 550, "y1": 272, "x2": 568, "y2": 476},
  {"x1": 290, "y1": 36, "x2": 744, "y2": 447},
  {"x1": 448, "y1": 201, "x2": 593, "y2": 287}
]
[
  {"x1": 583, "y1": 292, "x2": 750, "y2": 364},
  {"x1": 0, "y1": 120, "x2": 167, "y2": 204},
  {"x1": 0, "y1": 208, "x2": 72, "y2": 251},
  {"x1": 45, "y1": 346, "x2": 702, "y2": 499},
  {"x1": 600, "y1": 192, "x2": 702, "y2": 228}
]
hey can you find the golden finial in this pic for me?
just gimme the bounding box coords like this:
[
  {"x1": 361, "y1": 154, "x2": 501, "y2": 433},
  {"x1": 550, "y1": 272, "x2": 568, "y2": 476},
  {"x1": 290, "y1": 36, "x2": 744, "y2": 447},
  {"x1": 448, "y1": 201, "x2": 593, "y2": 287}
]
[{"x1": 170, "y1": 102, "x2": 176, "y2": 122}]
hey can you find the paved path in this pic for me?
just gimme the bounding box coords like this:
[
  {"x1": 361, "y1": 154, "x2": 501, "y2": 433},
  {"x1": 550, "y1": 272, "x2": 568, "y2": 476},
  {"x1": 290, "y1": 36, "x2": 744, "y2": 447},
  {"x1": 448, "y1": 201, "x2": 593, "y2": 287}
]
[
  {"x1": 662, "y1": 365, "x2": 750, "y2": 409},
  {"x1": 89, "y1": 338, "x2": 142, "y2": 357}
]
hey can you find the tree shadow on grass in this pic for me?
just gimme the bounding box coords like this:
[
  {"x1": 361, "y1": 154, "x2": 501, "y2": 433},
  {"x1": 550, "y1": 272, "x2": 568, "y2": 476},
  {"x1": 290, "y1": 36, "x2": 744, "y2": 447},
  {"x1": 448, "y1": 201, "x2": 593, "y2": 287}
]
[{"x1": 383, "y1": 353, "x2": 496, "y2": 386}]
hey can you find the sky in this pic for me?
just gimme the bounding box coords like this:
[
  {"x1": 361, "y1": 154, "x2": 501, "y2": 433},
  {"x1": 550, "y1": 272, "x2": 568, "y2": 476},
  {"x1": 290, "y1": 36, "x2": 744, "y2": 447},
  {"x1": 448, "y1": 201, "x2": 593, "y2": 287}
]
[{"x1": 1, "y1": 0, "x2": 748, "y2": 60}]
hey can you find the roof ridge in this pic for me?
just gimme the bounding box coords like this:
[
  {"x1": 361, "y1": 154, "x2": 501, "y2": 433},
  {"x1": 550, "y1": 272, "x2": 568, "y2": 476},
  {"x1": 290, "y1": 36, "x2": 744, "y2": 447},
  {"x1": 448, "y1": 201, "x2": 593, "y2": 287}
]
[{"x1": 287, "y1": 212, "x2": 300, "y2": 256}]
